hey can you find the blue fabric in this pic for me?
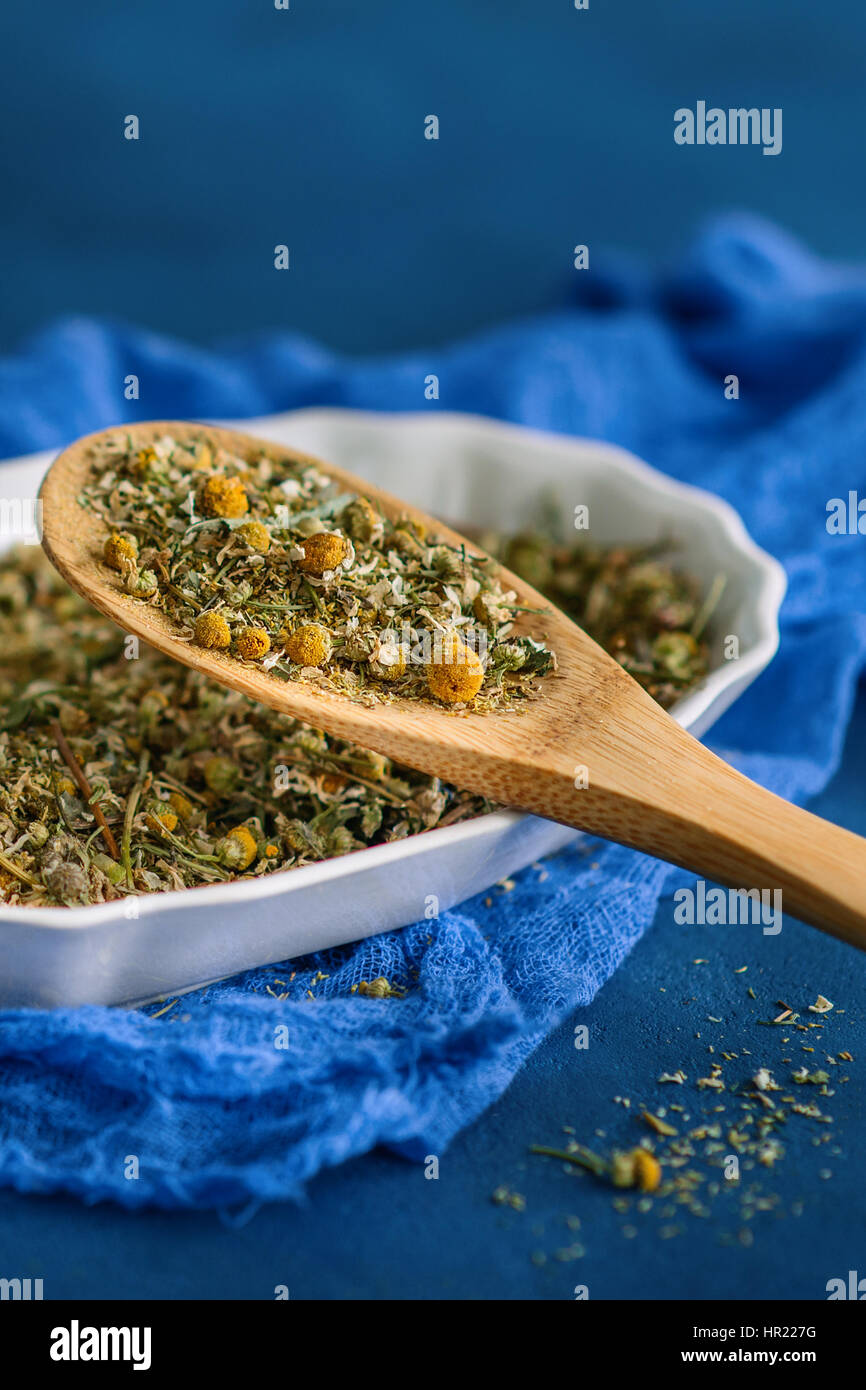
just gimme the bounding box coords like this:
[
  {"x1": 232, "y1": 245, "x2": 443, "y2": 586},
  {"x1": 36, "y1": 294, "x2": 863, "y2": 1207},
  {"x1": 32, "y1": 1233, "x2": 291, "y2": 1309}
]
[{"x1": 1, "y1": 213, "x2": 865, "y2": 1210}]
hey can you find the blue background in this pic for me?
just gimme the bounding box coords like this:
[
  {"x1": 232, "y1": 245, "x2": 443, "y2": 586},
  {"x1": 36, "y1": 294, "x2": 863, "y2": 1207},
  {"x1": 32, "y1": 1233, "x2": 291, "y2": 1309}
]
[{"x1": 1, "y1": 0, "x2": 865, "y2": 354}]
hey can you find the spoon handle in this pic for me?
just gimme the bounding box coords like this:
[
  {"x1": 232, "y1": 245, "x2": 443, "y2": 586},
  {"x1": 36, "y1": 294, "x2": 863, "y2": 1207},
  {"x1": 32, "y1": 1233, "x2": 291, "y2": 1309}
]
[{"x1": 485, "y1": 704, "x2": 866, "y2": 950}]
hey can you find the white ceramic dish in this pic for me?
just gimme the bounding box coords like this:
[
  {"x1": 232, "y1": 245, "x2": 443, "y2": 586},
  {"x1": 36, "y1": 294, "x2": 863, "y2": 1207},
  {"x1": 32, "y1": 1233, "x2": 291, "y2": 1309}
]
[{"x1": 0, "y1": 410, "x2": 786, "y2": 1007}]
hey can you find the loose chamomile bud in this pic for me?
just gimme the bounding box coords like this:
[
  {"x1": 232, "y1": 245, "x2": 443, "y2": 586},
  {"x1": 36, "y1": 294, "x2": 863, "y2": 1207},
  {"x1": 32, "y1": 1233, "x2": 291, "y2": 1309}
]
[
  {"x1": 125, "y1": 568, "x2": 159, "y2": 598},
  {"x1": 200, "y1": 475, "x2": 249, "y2": 519},
  {"x1": 611, "y1": 1148, "x2": 661, "y2": 1192},
  {"x1": 353, "y1": 976, "x2": 407, "y2": 998},
  {"x1": 145, "y1": 804, "x2": 179, "y2": 834},
  {"x1": 426, "y1": 634, "x2": 485, "y2": 704},
  {"x1": 340, "y1": 497, "x2": 383, "y2": 545},
  {"x1": 103, "y1": 532, "x2": 139, "y2": 571},
  {"x1": 216, "y1": 825, "x2": 258, "y2": 870},
  {"x1": 168, "y1": 791, "x2": 195, "y2": 822},
  {"x1": 235, "y1": 626, "x2": 271, "y2": 661},
  {"x1": 44, "y1": 860, "x2": 88, "y2": 905},
  {"x1": 194, "y1": 611, "x2": 232, "y2": 650},
  {"x1": 348, "y1": 749, "x2": 390, "y2": 779},
  {"x1": 296, "y1": 532, "x2": 349, "y2": 576},
  {"x1": 202, "y1": 754, "x2": 239, "y2": 796},
  {"x1": 389, "y1": 521, "x2": 426, "y2": 559},
  {"x1": 236, "y1": 520, "x2": 271, "y2": 553},
  {"x1": 285, "y1": 623, "x2": 332, "y2": 667}
]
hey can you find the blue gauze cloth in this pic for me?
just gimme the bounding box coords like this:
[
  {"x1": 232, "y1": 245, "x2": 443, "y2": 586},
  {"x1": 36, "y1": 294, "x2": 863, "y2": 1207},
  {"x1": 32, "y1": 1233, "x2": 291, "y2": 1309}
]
[{"x1": 1, "y1": 213, "x2": 865, "y2": 1209}]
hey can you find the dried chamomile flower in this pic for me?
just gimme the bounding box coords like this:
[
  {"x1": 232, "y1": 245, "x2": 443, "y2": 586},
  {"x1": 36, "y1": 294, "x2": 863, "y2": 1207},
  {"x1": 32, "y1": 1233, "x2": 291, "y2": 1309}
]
[
  {"x1": 296, "y1": 531, "x2": 349, "y2": 576},
  {"x1": 236, "y1": 520, "x2": 271, "y2": 553},
  {"x1": 43, "y1": 859, "x2": 88, "y2": 905},
  {"x1": 200, "y1": 474, "x2": 249, "y2": 519},
  {"x1": 103, "y1": 532, "x2": 139, "y2": 571},
  {"x1": 473, "y1": 590, "x2": 513, "y2": 627},
  {"x1": 194, "y1": 611, "x2": 232, "y2": 650},
  {"x1": 145, "y1": 805, "x2": 179, "y2": 834},
  {"x1": 168, "y1": 791, "x2": 195, "y2": 822},
  {"x1": 216, "y1": 825, "x2": 258, "y2": 870},
  {"x1": 369, "y1": 636, "x2": 407, "y2": 681},
  {"x1": 340, "y1": 497, "x2": 383, "y2": 545},
  {"x1": 125, "y1": 569, "x2": 158, "y2": 598},
  {"x1": 202, "y1": 754, "x2": 239, "y2": 795},
  {"x1": 235, "y1": 627, "x2": 271, "y2": 661},
  {"x1": 611, "y1": 1148, "x2": 662, "y2": 1192},
  {"x1": 426, "y1": 634, "x2": 485, "y2": 704},
  {"x1": 285, "y1": 623, "x2": 332, "y2": 668}
]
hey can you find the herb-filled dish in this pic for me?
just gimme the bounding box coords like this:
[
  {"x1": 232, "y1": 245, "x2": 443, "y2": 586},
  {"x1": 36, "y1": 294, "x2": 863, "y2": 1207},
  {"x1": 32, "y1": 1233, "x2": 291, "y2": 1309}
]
[{"x1": 1, "y1": 526, "x2": 712, "y2": 907}]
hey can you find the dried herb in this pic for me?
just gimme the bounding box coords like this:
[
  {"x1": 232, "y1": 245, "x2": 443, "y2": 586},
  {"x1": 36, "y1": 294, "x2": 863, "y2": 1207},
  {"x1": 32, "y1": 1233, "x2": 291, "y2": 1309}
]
[
  {"x1": 528, "y1": 989, "x2": 852, "y2": 1252},
  {"x1": 0, "y1": 547, "x2": 491, "y2": 907},
  {"x1": 1, "y1": 503, "x2": 718, "y2": 907},
  {"x1": 478, "y1": 530, "x2": 721, "y2": 708},
  {"x1": 77, "y1": 433, "x2": 557, "y2": 712}
]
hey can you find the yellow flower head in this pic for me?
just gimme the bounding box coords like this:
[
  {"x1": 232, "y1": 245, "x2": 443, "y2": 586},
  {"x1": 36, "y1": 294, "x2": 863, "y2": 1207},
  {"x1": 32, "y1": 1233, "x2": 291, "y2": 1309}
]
[
  {"x1": 235, "y1": 626, "x2": 271, "y2": 661},
  {"x1": 426, "y1": 633, "x2": 485, "y2": 704},
  {"x1": 200, "y1": 474, "x2": 249, "y2": 519},
  {"x1": 632, "y1": 1149, "x2": 662, "y2": 1192},
  {"x1": 236, "y1": 520, "x2": 271, "y2": 553},
  {"x1": 611, "y1": 1147, "x2": 662, "y2": 1192},
  {"x1": 103, "y1": 532, "x2": 139, "y2": 571},
  {"x1": 285, "y1": 623, "x2": 332, "y2": 668},
  {"x1": 296, "y1": 532, "x2": 348, "y2": 576},
  {"x1": 146, "y1": 806, "x2": 179, "y2": 835},
  {"x1": 168, "y1": 790, "x2": 194, "y2": 821},
  {"x1": 218, "y1": 825, "x2": 258, "y2": 870},
  {"x1": 194, "y1": 611, "x2": 232, "y2": 650}
]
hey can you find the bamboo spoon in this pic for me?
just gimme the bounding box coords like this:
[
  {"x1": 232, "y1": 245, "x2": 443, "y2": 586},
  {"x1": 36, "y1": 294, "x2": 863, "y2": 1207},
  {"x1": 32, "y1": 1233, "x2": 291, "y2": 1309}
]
[{"x1": 39, "y1": 422, "x2": 866, "y2": 950}]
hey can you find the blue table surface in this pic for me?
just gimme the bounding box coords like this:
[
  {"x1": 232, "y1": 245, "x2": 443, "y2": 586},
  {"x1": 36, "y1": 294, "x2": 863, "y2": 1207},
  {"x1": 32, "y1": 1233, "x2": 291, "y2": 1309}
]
[{"x1": 2, "y1": 686, "x2": 864, "y2": 1301}]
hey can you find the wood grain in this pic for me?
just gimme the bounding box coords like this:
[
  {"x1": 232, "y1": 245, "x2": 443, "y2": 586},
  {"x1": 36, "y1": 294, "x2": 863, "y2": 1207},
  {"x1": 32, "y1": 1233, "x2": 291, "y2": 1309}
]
[{"x1": 39, "y1": 421, "x2": 866, "y2": 950}]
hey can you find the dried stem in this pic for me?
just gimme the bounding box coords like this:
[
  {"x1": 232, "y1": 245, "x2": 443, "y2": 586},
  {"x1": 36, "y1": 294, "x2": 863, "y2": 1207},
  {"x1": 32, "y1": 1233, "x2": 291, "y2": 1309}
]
[{"x1": 51, "y1": 719, "x2": 120, "y2": 860}]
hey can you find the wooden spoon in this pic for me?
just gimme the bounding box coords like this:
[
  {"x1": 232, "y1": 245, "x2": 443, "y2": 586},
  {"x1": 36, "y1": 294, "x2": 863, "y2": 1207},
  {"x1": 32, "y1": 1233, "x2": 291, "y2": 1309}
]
[{"x1": 39, "y1": 422, "x2": 866, "y2": 949}]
